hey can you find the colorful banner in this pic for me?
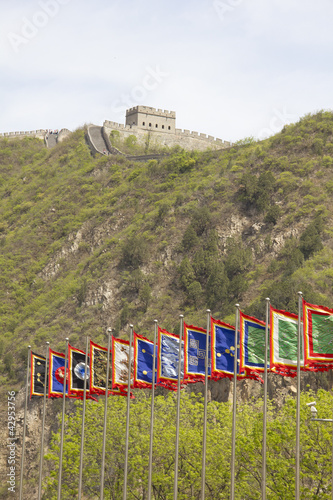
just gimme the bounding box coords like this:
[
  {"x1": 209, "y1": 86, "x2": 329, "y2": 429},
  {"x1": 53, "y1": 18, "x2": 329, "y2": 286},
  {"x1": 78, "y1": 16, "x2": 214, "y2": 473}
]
[
  {"x1": 133, "y1": 332, "x2": 157, "y2": 389},
  {"x1": 30, "y1": 351, "x2": 46, "y2": 398},
  {"x1": 48, "y1": 349, "x2": 68, "y2": 398},
  {"x1": 270, "y1": 307, "x2": 303, "y2": 376},
  {"x1": 303, "y1": 300, "x2": 333, "y2": 369},
  {"x1": 184, "y1": 323, "x2": 210, "y2": 382},
  {"x1": 68, "y1": 344, "x2": 90, "y2": 399},
  {"x1": 239, "y1": 311, "x2": 268, "y2": 373},
  {"x1": 112, "y1": 337, "x2": 134, "y2": 393},
  {"x1": 157, "y1": 328, "x2": 185, "y2": 390},
  {"x1": 211, "y1": 317, "x2": 239, "y2": 379}
]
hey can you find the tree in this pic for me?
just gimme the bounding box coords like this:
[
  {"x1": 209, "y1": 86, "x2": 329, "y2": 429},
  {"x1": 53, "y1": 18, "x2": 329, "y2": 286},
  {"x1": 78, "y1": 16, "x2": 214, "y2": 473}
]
[
  {"x1": 186, "y1": 280, "x2": 203, "y2": 307},
  {"x1": 121, "y1": 235, "x2": 148, "y2": 269},
  {"x1": 139, "y1": 282, "x2": 152, "y2": 312},
  {"x1": 178, "y1": 257, "x2": 195, "y2": 291},
  {"x1": 182, "y1": 225, "x2": 199, "y2": 251},
  {"x1": 206, "y1": 262, "x2": 229, "y2": 309},
  {"x1": 299, "y1": 217, "x2": 324, "y2": 260},
  {"x1": 44, "y1": 390, "x2": 333, "y2": 499}
]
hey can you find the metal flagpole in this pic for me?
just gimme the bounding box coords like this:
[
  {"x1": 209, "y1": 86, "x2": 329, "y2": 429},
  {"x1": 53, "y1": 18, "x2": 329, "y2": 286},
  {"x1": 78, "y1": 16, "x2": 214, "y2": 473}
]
[
  {"x1": 262, "y1": 298, "x2": 270, "y2": 500},
  {"x1": 19, "y1": 345, "x2": 31, "y2": 500},
  {"x1": 230, "y1": 304, "x2": 240, "y2": 500},
  {"x1": 58, "y1": 337, "x2": 69, "y2": 500},
  {"x1": 37, "y1": 341, "x2": 49, "y2": 500},
  {"x1": 296, "y1": 292, "x2": 302, "y2": 500},
  {"x1": 148, "y1": 319, "x2": 158, "y2": 500},
  {"x1": 123, "y1": 324, "x2": 134, "y2": 500},
  {"x1": 78, "y1": 336, "x2": 89, "y2": 499},
  {"x1": 100, "y1": 327, "x2": 112, "y2": 500},
  {"x1": 201, "y1": 309, "x2": 211, "y2": 500},
  {"x1": 173, "y1": 314, "x2": 184, "y2": 500}
]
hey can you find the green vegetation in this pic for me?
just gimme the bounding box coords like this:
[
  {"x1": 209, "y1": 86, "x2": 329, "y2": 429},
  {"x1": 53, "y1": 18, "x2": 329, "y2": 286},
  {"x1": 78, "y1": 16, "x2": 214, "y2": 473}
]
[
  {"x1": 42, "y1": 389, "x2": 333, "y2": 499},
  {"x1": 1, "y1": 111, "x2": 333, "y2": 391},
  {"x1": 3, "y1": 113, "x2": 333, "y2": 497},
  {"x1": 110, "y1": 130, "x2": 173, "y2": 155}
]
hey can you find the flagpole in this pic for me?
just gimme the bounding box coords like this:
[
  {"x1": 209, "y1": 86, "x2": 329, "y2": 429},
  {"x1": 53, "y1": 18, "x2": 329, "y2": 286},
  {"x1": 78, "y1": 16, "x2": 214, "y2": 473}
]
[
  {"x1": 78, "y1": 336, "x2": 89, "y2": 499},
  {"x1": 148, "y1": 319, "x2": 158, "y2": 500},
  {"x1": 201, "y1": 309, "x2": 211, "y2": 500},
  {"x1": 296, "y1": 292, "x2": 302, "y2": 500},
  {"x1": 230, "y1": 304, "x2": 239, "y2": 500},
  {"x1": 262, "y1": 298, "x2": 270, "y2": 500},
  {"x1": 37, "y1": 342, "x2": 49, "y2": 500},
  {"x1": 173, "y1": 314, "x2": 184, "y2": 500},
  {"x1": 58, "y1": 337, "x2": 69, "y2": 500},
  {"x1": 100, "y1": 327, "x2": 112, "y2": 500},
  {"x1": 19, "y1": 345, "x2": 31, "y2": 500},
  {"x1": 123, "y1": 324, "x2": 133, "y2": 500}
]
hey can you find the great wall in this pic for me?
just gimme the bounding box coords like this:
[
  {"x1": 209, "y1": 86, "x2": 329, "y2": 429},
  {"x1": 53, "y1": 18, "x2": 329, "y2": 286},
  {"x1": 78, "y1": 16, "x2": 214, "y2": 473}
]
[{"x1": 0, "y1": 106, "x2": 233, "y2": 158}]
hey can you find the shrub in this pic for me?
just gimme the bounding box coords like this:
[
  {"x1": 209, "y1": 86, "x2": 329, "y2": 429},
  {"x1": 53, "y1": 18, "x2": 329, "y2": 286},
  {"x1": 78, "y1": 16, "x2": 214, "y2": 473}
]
[
  {"x1": 312, "y1": 138, "x2": 324, "y2": 155},
  {"x1": 279, "y1": 238, "x2": 304, "y2": 275},
  {"x1": 322, "y1": 155, "x2": 333, "y2": 168},
  {"x1": 299, "y1": 217, "x2": 324, "y2": 259},
  {"x1": 121, "y1": 235, "x2": 148, "y2": 269},
  {"x1": 139, "y1": 283, "x2": 152, "y2": 312},
  {"x1": 191, "y1": 206, "x2": 212, "y2": 236},
  {"x1": 206, "y1": 262, "x2": 229, "y2": 308},
  {"x1": 178, "y1": 257, "x2": 195, "y2": 291},
  {"x1": 182, "y1": 226, "x2": 199, "y2": 251},
  {"x1": 264, "y1": 205, "x2": 281, "y2": 225},
  {"x1": 224, "y1": 239, "x2": 253, "y2": 279},
  {"x1": 187, "y1": 281, "x2": 203, "y2": 307}
]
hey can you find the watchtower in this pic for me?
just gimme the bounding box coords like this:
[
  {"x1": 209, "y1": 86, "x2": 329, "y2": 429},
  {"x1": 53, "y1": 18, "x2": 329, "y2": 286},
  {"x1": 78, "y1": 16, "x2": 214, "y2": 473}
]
[{"x1": 125, "y1": 106, "x2": 176, "y2": 134}]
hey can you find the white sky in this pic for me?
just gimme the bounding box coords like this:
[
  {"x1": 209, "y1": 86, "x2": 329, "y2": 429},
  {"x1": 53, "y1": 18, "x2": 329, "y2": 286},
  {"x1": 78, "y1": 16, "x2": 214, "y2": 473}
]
[{"x1": 0, "y1": 0, "x2": 332, "y2": 142}]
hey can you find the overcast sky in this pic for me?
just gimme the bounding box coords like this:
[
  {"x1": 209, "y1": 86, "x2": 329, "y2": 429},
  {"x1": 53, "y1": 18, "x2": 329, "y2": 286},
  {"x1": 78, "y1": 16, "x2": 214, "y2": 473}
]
[{"x1": 1, "y1": 0, "x2": 332, "y2": 142}]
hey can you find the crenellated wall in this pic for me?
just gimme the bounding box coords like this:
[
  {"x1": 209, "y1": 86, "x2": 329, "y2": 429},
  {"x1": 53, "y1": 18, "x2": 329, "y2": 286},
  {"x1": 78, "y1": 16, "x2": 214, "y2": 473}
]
[
  {"x1": 103, "y1": 120, "x2": 231, "y2": 151},
  {"x1": 0, "y1": 108, "x2": 231, "y2": 153},
  {"x1": 0, "y1": 129, "x2": 46, "y2": 140},
  {"x1": 126, "y1": 105, "x2": 176, "y2": 119}
]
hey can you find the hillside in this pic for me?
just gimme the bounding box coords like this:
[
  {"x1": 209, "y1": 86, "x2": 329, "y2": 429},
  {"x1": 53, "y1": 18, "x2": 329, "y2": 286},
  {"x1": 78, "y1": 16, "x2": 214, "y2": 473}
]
[
  {"x1": 2, "y1": 111, "x2": 333, "y2": 497},
  {"x1": 1, "y1": 111, "x2": 333, "y2": 393}
]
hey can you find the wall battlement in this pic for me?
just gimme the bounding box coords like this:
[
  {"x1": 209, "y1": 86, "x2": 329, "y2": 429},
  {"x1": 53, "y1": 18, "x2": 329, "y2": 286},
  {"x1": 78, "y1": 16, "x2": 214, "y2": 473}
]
[
  {"x1": 0, "y1": 106, "x2": 231, "y2": 153},
  {"x1": 104, "y1": 120, "x2": 230, "y2": 146},
  {"x1": 126, "y1": 105, "x2": 176, "y2": 118},
  {"x1": 0, "y1": 129, "x2": 46, "y2": 138}
]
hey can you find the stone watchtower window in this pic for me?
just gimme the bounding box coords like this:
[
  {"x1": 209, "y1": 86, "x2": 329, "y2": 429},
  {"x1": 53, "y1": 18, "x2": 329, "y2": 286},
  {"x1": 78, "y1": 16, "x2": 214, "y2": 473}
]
[
  {"x1": 149, "y1": 123, "x2": 152, "y2": 127},
  {"x1": 162, "y1": 125, "x2": 164, "y2": 129},
  {"x1": 142, "y1": 122, "x2": 145, "y2": 126},
  {"x1": 168, "y1": 126, "x2": 171, "y2": 130},
  {"x1": 155, "y1": 124, "x2": 158, "y2": 128}
]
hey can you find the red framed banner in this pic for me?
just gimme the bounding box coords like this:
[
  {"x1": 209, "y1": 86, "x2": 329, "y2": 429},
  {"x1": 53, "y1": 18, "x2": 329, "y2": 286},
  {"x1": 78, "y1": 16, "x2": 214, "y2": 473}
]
[
  {"x1": 239, "y1": 311, "x2": 268, "y2": 374},
  {"x1": 133, "y1": 332, "x2": 157, "y2": 389},
  {"x1": 68, "y1": 344, "x2": 93, "y2": 399},
  {"x1": 90, "y1": 340, "x2": 123, "y2": 396},
  {"x1": 30, "y1": 351, "x2": 46, "y2": 398},
  {"x1": 184, "y1": 323, "x2": 210, "y2": 382},
  {"x1": 48, "y1": 349, "x2": 68, "y2": 398},
  {"x1": 211, "y1": 317, "x2": 262, "y2": 382},
  {"x1": 270, "y1": 307, "x2": 303, "y2": 377},
  {"x1": 303, "y1": 299, "x2": 333, "y2": 370},
  {"x1": 112, "y1": 337, "x2": 134, "y2": 393},
  {"x1": 157, "y1": 327, "x2": 186, "y2": 390}
]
